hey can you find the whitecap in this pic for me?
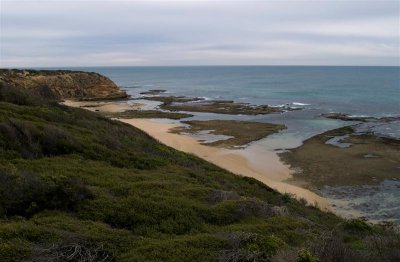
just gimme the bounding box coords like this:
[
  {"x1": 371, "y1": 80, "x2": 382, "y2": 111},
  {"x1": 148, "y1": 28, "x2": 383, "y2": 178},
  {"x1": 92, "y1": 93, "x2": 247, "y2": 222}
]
[
  {"x1": 270, "y1": 104, "x2": 286, "y2": 108},
  {"x1": 292, "y1": 102, "x2": 310, "y2": 106},
  {"x1": 198, "y1": 96, "x2": 211, "y2": 100},
  {"x1": 348, "y1": 114, "x2": 371, "y2": 118},
  {"x1": 190, "y1": 96, "x2": 211, "y2": 103}
]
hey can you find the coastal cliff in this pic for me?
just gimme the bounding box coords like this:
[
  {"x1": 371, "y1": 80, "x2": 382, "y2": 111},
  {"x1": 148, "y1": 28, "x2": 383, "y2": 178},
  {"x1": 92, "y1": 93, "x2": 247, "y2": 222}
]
[{"x1": 0, "y1": 69, "x2": 127, "y2": 100}]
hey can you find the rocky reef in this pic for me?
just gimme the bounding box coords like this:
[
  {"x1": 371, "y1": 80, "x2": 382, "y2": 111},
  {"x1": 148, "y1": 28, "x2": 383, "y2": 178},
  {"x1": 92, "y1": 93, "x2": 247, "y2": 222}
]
[
  {"x1": 0, "y1": 69, "x2": 127, "y2": 100},
  {"x1": 322, "y1": 112, "x2": 400, "y2": 123},
  {"x1": 141, "y1": 94, "x2": 283, "y2": 115}
]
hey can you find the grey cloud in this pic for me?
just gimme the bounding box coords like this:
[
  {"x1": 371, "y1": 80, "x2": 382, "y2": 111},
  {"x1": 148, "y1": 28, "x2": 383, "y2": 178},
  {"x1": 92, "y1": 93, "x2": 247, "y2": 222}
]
[{"x1": 0, "y1": 0, "x2": 399, "y2": 67}]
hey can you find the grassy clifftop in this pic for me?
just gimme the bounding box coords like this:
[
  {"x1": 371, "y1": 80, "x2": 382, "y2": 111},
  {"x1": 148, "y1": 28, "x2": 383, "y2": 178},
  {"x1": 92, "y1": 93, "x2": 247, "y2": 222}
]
[{"x1": 0, "y1": 84, "x2": 399, "y2": 261}]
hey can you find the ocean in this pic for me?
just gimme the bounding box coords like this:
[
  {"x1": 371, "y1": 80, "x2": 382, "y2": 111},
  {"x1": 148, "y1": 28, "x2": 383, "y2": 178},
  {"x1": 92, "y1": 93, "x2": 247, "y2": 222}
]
[
  {"x1": 78, "y1": 66, "x2": 400, "y2": 143},
  {"x1": 91, "y1": 66, "x2": 400, "y2": 116}
]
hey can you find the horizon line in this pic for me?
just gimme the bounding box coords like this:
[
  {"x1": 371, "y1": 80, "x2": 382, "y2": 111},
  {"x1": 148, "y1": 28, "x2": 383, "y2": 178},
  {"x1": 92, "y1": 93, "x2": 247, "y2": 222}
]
[{"x1": 1, "y1": 64, "x2": 399, "y2": 69}]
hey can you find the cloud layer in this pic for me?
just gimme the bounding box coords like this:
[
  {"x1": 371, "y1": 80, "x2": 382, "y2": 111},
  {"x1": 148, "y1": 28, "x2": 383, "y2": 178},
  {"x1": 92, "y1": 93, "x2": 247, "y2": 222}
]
[{"x1": 1, "y1": 0, "x2": 399, "y2": 66}]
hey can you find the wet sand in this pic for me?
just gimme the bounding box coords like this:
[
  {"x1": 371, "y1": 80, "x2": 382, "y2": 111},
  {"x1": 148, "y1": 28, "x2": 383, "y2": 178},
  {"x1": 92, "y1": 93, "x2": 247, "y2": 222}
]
[{"x1": 121, "y1": 118, "x2": 330, "y2": 210}]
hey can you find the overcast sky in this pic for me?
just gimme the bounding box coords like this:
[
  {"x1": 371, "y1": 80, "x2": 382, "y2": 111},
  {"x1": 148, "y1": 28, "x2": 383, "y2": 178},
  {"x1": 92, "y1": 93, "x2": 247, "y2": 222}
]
[{"x1": 0, "y1": 0, "x2": 399, "y2": 67}]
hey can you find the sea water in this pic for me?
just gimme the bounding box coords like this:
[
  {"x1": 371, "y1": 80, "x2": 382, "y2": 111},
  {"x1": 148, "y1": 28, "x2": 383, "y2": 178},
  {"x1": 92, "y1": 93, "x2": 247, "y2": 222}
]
[
  {"x1": 82, "y1": 66, "x2": 400, "y2": 141},
  {"x1": 91, "y1": 66, "x2": 399, "y2": 116}
]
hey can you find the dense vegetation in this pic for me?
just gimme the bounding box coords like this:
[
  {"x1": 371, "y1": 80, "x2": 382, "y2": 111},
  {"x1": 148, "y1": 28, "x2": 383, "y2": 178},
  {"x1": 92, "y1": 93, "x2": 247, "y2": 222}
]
[{"x1": 0, "y1": 84, "x2": 399, "y2": 261}]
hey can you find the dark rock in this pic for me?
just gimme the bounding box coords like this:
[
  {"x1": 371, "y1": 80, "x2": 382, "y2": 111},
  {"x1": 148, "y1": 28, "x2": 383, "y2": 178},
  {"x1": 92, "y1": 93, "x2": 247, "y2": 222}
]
[
  {"x1": 139, "y1": 89, "x2": 167, "y2": 95},
  {"x1": 322, "y1": 112, "x2": 400, "y2": 123}
]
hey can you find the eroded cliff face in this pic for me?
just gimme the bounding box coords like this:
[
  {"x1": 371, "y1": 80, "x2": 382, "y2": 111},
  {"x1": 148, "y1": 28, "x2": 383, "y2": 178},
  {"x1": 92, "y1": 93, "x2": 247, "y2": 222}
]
[{"x1": 0, "y1": 69, "x2": 128, "y2": 100}]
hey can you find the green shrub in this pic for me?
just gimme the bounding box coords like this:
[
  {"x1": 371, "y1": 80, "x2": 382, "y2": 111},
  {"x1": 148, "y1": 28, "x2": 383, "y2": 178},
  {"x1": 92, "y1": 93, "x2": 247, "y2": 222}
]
[
  {"x1": 0, "y1": 170, "x2": 92, "y2": 217},
  {"x1": 344, "y1": 219, "x2": 372, "y2": 233},
  {"x1": 258, "y1": 235, "x2": 286, "y2": 256},
  {"x1": 218, "y1": 232, "x2": 286, "y2": 261},
  {"x1": 0, "y1": 83, "x2": 43, "y2": 106},
  {"x1": 210, "y1": 201, "x2": 240, "y2": 225},
  {"x1": 0, "y1": 238, "x2": 32, "y2": 262},
  {"x1": 0, "y1": 119, "x2": 82, "y2": 159},
  {"x1": 296, "y1": 249, "x2": 320, "y2": 262}
]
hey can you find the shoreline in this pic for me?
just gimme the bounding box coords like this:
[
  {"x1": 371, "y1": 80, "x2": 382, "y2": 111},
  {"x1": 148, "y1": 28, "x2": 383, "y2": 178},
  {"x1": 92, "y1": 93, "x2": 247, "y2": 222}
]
[{"x1": 63, "y1": 99, "x2": 330, "y2": 211}]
